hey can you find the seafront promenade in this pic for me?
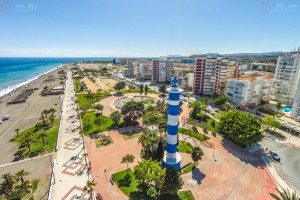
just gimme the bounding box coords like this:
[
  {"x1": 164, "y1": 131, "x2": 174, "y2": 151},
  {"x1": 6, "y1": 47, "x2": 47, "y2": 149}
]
[{"x1": 50, "y1": 72, "x2": 90, "y2": 199}]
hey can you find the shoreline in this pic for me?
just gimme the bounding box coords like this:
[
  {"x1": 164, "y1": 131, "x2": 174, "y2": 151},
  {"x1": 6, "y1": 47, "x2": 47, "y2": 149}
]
[{"x1": 0, "y1": 64, "x2": 64, "y2": 101}]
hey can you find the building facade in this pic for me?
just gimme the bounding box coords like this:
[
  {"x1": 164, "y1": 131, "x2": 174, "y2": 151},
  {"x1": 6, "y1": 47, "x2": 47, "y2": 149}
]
[
  {"x1": 152, "y1": 59, "x2": 159, "y2": 82},
  {"x1": 138, "y1": 62, "x2": 152, "y2": 80},
  {"x1": 227, "y1": 76, "x2": 273, "y2": 106},
  {"x1": 193, "y1": 54, "x2": 228, "y2": 95},
  {"x1": 271, "y1": 51, "x2": 300, "y2": 105},
  {"x1": 152, "y1": 58, "x2": 174, "y2": 83}
]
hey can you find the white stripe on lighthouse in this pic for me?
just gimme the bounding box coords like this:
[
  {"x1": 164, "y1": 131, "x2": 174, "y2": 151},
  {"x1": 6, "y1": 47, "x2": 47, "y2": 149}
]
[
  {"x1": 167, "y1": 134, "x2": 177, "y2": 145},
  {"x1": 167, "y1": 115, "x2": 178, "y2": 126},
  {"x1": 167, "y1": 152, "x2": 176, "y2": 159},
  {"x1": 168, "y1": 100, "x2": 180, "y2": 106}
]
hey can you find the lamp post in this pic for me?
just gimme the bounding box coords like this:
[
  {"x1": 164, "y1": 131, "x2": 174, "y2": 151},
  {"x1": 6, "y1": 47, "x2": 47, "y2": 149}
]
[
  {"x1": 213, "y1": 147, "x2": 216, "y2": 161},
  {"x1": 46, "y1": 140, "x2": 56, "y2": 184}
]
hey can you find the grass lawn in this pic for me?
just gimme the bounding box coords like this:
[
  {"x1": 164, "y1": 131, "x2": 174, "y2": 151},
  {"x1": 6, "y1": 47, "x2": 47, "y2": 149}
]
[
  {"x1": 266, "y1": 130, "x2": 286, "y2": 139},
  {"x1": 120, "y1": 89, "x2": 140, "y2": 94},
  {"x1": 121, "y1": 130, "x2": 139, "y2": 140},
  {"x1": 148, "y1": 89, "x2": 160, "y2": 94},
  {"x1": 76, "y1": 92, "x2": 111, "y2": 108},
  {"x1": 95, "y1": 136, "x2": 113, "y2": 147},
  {"x1": 82, "y1": 111, "x2": 114, "y2": 135},
  {"x1": 178, "y1": 127, "x2": 209, "y2": 141},
  {"x1": 14, "y1": 119, "x2": 59, "y2": 158},
  {"x1": 188, "y1": 118, "x2": 219, "y2": 133},
  {"x1": 182, "y1": 163, "x2": 196, "y2": 174},
  {"x1": 177, "y1": 141, "x2": 193, "y2": 154},
  {"x1": 112, "y1": 169, "x2": 139, "y2": 196},
  {"x1": 74, "y1": 78, "x2": 83, "y2": 92},
  {"x1": 177, "y1": 191, "x2": 195, "y2": 200}
]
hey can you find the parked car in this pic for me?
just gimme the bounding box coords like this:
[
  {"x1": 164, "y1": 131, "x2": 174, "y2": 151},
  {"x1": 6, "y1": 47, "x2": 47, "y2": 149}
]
[
  {"x1": 2, "y1": 115, "x2": 10, "y2": 121},
  {"x1": 269, "y1": 151, "x2": 280, "y2": 162}
]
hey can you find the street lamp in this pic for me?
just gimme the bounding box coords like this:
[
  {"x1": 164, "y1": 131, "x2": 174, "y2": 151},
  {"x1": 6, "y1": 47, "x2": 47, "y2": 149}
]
[
  {"x1": 46, "y1": 140, "x2": 56, "y2": 184},
  {"x1": 213, "y1": 147, "x2": 216, "y2": 161}
]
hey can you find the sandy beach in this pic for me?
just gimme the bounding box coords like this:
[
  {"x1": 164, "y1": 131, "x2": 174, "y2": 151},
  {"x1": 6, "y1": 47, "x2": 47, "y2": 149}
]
[{"x1": 0, "y1": 65, "x2": 69, "y2": 165}]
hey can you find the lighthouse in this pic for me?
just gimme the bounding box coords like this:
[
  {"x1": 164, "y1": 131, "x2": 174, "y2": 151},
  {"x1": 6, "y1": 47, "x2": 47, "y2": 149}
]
[{"x1": 162, "y1": 76, "x2": 182, "y2": 170}]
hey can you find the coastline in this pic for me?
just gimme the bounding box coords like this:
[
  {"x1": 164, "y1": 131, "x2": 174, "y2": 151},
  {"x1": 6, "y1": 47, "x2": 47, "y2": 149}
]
[{"x1": 0, "y1": 64, "x2": 64, "y2": 101}]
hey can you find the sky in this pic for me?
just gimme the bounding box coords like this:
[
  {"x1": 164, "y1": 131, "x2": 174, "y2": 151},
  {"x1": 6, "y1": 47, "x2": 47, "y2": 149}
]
[{"x1": 0, "y1": 0, "x2": 299, "y2": 57}]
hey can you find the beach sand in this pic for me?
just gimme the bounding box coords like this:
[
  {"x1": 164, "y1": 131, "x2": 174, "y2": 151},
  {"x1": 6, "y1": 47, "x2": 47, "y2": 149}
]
[{"x1": 0, "y1": 66, "x2": 70, "y2": 164}]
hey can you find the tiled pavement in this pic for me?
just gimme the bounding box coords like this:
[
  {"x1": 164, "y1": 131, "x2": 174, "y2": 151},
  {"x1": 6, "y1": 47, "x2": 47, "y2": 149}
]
[{"x1": 51, "y1": 72, "x2": 90, "y2": 200}]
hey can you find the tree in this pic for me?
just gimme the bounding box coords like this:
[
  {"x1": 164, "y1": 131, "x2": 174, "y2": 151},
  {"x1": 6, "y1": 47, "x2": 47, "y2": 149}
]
[
  {"x1": 94, "y1": 117, "x2": 104, "y2": 130},
  {"x1": 138, "y1": 133, "x2": 152, "y2": 158},
  {"x1": 121, "y1": 101, "x2": 144, "y2": 125},
  {"x1": 15, "y1": 128, "x2": 20, "y2": 137},
  {"x1": 85, "y1": 92, "x2": 94, "y2": 103},
  {"x1": 143, "y1": 111, "x2": 165, "y2": 127},
  {"x1": 94, "y1": 104, "x2": 103, "y2": 115},
  {"x1": 191, "y1": 146, "x2": 204, "y2": 162},
  {"x1": 121, "y1": 154, "x2": 135, "y2": 169},
  {"x1": 270, "y1": 189, "x2": 299, "y2": 200},
  {"x1": 202, "y1": 97, "x2": 210, "y2": 114},
  {"x1": 262, "y1": 116, "x2": 281, "y2": 132},
  {"x1": 156, "y1": 139, "x2": 164, "y2": 161},
  {"x1": 133, "y1": 159, "x2": 165, "y2": 188},
  {"x1": 23, "y1": 133, "x2": 35, "y2": 151},
  {"x1": 48, "y1": 108, "x2": 56, "y2": 125},
  {"x1": 189, "y1": 100, "x2": 204, "y2": 119},
  {"x1": 218, "y1": 81, "x2": 227, "y2": 95},
  {"x1": 14, "y1": 170, "x2": 30, "y2": 185},
  {"x1": 140, "y1": 84, "x2": 144, "y2": 95},
  {"x1": 213, "y1": 96, "x2": 230, "y2": 108},
  {"x1": 219, "y1": 110, "x2": 263, "y2": 147},
  {"x1": 110, "y1": 111, "x2": 121, "y2": 127},
  {"x1": 0, "y1": 173, "x2": 14, "y2": 195},
  {"x1": 159, "y1": 85, "x2": 166, "y2": 93},
  {"x1": 114, "y1": 81, "x2": 126, "y2": 93},
  {"x1": 37, "y1": 130, "x2": 47, "y2": 148},
  {"x1": 161, "y1": 167, "x2": 183, "y2": 195},
  {"x1": 145, "y1": 84, "x2": 149, "y2": 96},
  {"x1": 276, "y1": 102, "x2": 283, "y2": 112},
  {"x1": 84, "y1": 180, "x2": 97, "y2": 199}
]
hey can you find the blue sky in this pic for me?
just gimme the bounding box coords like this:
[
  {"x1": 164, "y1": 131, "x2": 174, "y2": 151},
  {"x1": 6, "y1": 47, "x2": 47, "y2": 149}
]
[{"x1": 0, "y1": 0, "x2": 299, "y2": 57}]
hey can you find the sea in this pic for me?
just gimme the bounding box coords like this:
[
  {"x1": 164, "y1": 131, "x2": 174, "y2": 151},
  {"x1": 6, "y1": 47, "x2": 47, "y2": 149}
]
[{"x1": 0, "y1": 57, "x2": 113, "y2": 98}]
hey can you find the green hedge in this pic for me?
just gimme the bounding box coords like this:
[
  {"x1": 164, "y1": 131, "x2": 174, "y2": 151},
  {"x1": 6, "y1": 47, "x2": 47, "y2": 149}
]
[{"x1": 178, "y1": 127, "x2": 208, "y2": 141}]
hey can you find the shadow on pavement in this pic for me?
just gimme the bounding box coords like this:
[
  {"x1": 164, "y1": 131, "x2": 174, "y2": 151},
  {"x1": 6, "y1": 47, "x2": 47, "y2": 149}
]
[{"x1": 191, "y1": 168, "x2": 206, "y2": 184}]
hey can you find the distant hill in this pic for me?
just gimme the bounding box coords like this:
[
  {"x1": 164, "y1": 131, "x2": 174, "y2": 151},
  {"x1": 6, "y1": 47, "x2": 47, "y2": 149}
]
[
  {"x1": 222, "y1": 51, "x2": 286, "y2": 57},
  {"x1": 166, "y1": 55, "x2": 185, "y2": 58}
]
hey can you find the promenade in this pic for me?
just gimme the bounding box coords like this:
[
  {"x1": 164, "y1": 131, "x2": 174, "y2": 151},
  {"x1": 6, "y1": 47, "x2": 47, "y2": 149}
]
[{"x1": 51, "y1": 72, "x2": 90, "y2": 199}]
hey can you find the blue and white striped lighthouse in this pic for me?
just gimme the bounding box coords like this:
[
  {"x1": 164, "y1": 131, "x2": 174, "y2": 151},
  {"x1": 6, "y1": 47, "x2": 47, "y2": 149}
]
[{"x1": 162, "y1": 76, "x2": 182, "y2": 170}]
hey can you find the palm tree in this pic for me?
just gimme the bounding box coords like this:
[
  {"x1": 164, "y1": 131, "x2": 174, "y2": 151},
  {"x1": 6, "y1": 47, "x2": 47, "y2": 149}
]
[
  {"x1": 14, "y1": 170, "x2": 30, "y2": 185},
  {"x1": 270, "y1": 189, "x2": 299, "y2": 200},
  {"x1": 85, "y1": 92, "x2": 94, "y2": 103},
  {"x1": 37, "y1": 130, "x2": 47, "y2": 148},
  {"x1": 48, "y1": 108, "x2": 56, "y2": 125},
  {"x1": 121, "y1": 154, "x2": 135, "y2": 169},
  {"x1": 202, "y1": 97, "x2": 210, "y2": 115},
  {"x1": 15, "y1": 128, "x2": 20, "y2": 137},
  {"x1": 149, "y1": 133, "x2": 160, "y2": 152},
  {"x1": 1, "y1": 173, "x2": 14, "y2": 195},
  {"x1": 218, "y1": 81, "x2": 227, "y2": 96},
  {"x1": 138, "y1": 133, "x2": 151, "y2": 158},
  {"x1": 84, "y1": 180, "x2": 97, "y2": 199},
  {"x1": 23, "y1": 134, "x2": 35, "y2": 151},
  {"x1": 276, "y1": 102, "x2": 283, "y2": 112},
  {"x1": 22, "y1": 180, "x2": 31, "y2": 192}
]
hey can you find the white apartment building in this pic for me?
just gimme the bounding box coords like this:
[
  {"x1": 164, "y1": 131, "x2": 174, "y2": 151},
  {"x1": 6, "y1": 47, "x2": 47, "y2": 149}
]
[
  {"x1": 291, "y1": 81, "x2": 300, "y2": 121},
  {"x1": 138, "y1": 62, "x2": 152, "y2": 80},
  {"x1": 153, "y1": 58, "x2": 174, "y2": 83},
  {"x1": 193, "y1": 54, "x2": 228, "y2": 96},
  {"x1": 227, "y1": 76, "x2": 273, "y2": 106},
  {"x1": 271, "y1": 51, "x2": 300, "y2": 105},
  {"x1": 158, "y1": 58, "x2": 167, "y2": 83}
]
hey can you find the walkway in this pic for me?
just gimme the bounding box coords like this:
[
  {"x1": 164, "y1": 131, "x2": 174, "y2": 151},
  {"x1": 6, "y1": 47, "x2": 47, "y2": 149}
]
[{"x1": 51, "y1": 72, "x2": 90, "y2": 200}]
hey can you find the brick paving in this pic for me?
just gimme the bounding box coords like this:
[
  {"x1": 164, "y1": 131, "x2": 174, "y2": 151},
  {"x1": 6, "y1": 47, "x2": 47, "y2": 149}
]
[{"x1": 51, "y1": 72, "x2": 90, "y2": 200}]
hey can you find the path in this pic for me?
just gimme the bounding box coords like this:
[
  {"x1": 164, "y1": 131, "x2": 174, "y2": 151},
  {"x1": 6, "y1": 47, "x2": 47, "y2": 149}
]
[{"x1": 51, "y1": 72, "x2": 90, "y2": 200}]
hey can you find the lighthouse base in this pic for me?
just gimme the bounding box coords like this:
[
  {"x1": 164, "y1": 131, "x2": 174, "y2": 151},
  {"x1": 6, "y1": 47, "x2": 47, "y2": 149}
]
[{"x1": 161, "y1": 151, "x2": 182, "y2": 170}]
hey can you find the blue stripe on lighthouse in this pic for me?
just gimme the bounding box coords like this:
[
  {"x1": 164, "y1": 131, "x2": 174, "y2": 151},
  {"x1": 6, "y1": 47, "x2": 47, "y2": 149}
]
[
  {"x1": 169, "y1": 93, "x2": 180, "y2": 100},
  {"x1": 167, "y1": 125, "x2": 178, "y2": 135},
  {"x1": 168, "y1": 104, "x2": 179, "y2": 116},
  {"x1": 167, "y1": 143, "x2": 177, "y2": 153}
]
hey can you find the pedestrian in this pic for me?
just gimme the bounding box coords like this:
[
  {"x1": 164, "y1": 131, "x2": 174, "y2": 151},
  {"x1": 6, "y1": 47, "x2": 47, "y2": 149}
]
[{"x1": 104, "y1": 169, "x2": 106, "y2": 172}]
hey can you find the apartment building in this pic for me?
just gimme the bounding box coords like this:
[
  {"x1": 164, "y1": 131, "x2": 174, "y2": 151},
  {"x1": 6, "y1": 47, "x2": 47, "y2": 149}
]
[
  {"x1": 193, "y1": 54, "x2": 228, "y2": 96},
  {"x1": 291, "y1": 80, "x2": 300, "y2": 121},
  {"x1": 152, "y1": 59, "x2": 159, "y2": 82},
  {"x1": 226, "y1": 76, "x2": 273, "y2": 106},
  {"x1": 152, "y1": 58, "x2": 174, "y2": 83},
  {"x1": 113, "y1": 58, "x2": 128, "y2": 65},
  {"x1": 271, "y1": 51, "x2": 300, "y2": 105},
  {"x1": 126, "y1": 62, "x2": 134, "y2": 78},
  {"x1": 138, "y1": 62, "x2": 152, "y2": 80}
]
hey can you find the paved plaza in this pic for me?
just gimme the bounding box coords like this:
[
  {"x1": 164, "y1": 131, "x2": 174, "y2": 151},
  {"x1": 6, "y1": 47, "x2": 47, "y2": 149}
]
[{"x1": 51, "y1": 72, "x2": 90, "y2": 200}]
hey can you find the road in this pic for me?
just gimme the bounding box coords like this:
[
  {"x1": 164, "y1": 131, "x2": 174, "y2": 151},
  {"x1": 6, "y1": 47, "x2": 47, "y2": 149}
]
[{"x1": 259, "y1": 136, "x2": 300, "y2": 193}]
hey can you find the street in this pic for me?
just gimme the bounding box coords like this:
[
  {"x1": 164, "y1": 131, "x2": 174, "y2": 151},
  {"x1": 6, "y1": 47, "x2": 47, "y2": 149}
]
[{"x1": 259, "y1": 136, "x2": 300, "y2": 193}]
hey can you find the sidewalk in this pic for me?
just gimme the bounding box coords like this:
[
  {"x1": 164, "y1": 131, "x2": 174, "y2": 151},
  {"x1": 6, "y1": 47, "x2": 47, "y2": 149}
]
[
  {"x1": 50, "y1": 72, "x2": 90, "y2": 200},
  {"x1": 274, "y1": 128, "x2": 300, "y2": 148}
]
